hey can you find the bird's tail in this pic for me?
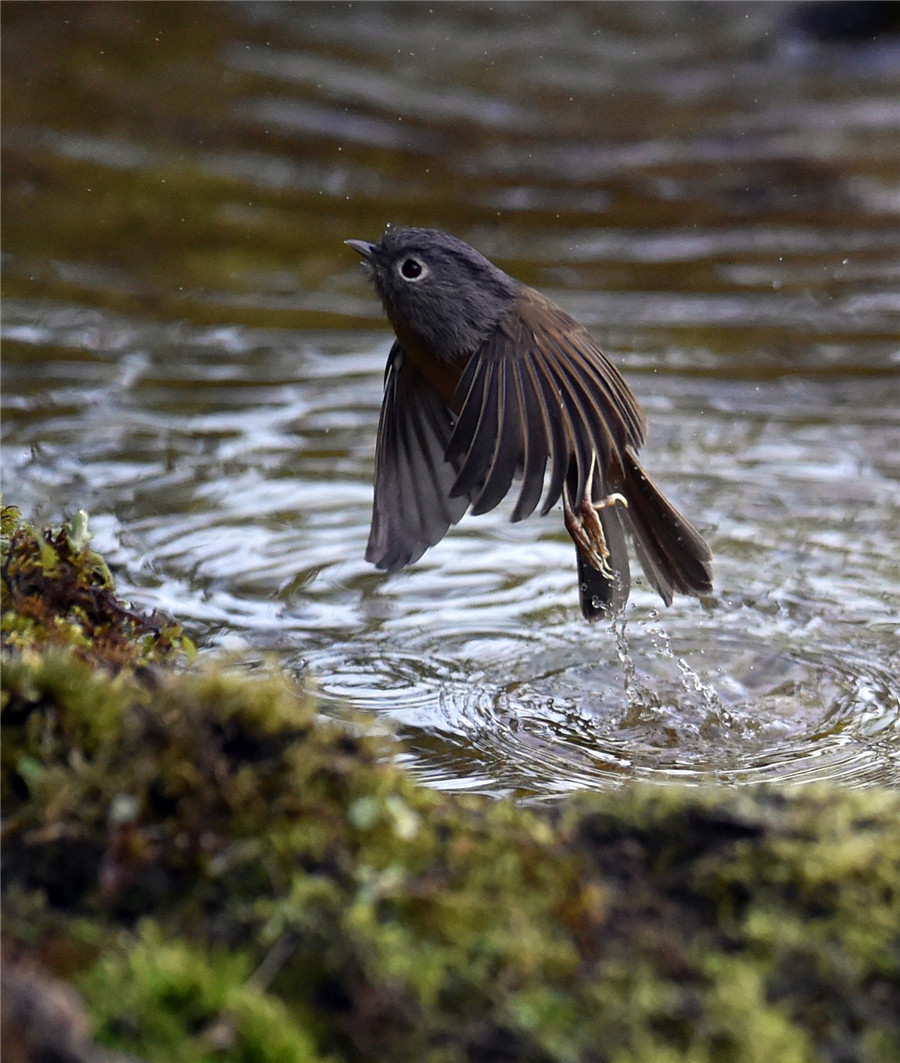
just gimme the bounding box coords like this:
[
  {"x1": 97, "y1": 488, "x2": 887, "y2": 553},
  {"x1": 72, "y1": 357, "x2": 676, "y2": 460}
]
[{"x1": 619, "y1": 448, "x2": 712, "y2": 608}]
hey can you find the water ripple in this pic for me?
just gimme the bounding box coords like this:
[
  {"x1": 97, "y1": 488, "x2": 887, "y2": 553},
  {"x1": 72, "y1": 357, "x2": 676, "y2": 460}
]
[{"x1": 3, "y1": 1, "x2": 899, "y2": 795}]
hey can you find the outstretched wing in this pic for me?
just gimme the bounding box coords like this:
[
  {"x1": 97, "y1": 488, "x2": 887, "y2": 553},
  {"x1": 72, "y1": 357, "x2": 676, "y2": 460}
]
[
  {"x1": 445, "y1": 287, "x2": 647, "y2": 520},
  {"x1": 366, "y1": 342, "x2": 469, "y2": 570}
]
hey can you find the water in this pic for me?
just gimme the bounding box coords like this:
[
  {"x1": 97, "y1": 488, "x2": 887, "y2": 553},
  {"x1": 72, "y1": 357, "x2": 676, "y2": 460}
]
[{"x1": 3, "y1": 2, "x2": 899, "y2": 795}]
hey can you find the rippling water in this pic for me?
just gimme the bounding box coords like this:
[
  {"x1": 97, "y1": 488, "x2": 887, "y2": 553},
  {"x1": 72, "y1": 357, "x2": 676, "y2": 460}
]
[{"x1": 3, "y1": 2, "x2": 899, "y2": 794}]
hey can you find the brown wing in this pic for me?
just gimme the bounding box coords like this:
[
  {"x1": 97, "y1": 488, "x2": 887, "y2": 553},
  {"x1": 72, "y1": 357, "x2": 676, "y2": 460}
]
[
  {"x1": 445, "y1": 286, "x2": 648, "y2": 521},
  {"x1": 366, "y1": 343, "x2": 469, "y2": 570}
]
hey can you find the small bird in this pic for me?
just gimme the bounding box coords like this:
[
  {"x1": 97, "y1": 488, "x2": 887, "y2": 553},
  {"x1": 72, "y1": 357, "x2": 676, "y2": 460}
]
[{"x1": 347, "y1": 227, "x2": 712, "y2": 621}]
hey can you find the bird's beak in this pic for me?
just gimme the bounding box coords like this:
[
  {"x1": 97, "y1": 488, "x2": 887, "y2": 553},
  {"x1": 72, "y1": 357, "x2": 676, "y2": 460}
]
[{"x1": 345, "y1": 239, "x2": 378, "y2": 262}]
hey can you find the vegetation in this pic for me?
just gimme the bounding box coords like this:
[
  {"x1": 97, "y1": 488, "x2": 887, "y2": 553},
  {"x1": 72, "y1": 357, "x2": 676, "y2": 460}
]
[{"x1": 3, "y1": 504, "x2": 899, "y2": 1063}]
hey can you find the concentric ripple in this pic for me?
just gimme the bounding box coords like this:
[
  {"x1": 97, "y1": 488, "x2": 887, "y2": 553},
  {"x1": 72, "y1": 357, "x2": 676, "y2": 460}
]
[{"x1": 303, "y1": 621, "x2": 899, "y2": 796}]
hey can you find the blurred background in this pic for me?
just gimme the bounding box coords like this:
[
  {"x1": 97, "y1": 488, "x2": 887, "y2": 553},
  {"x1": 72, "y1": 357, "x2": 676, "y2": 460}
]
[{"x1": 3, "y1": 1, "x2": 899, "y2": 795}]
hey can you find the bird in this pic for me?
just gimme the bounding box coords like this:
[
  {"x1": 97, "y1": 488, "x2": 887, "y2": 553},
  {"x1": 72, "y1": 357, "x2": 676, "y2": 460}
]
[{"x1": 346, "y1": 226, "x2": 712, "y2": 621}]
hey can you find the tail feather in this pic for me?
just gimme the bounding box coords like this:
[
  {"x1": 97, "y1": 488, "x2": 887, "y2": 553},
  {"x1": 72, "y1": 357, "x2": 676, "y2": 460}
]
[
  {"x1": 620, "y1": 449, "x2": 713, "y2": 604},
  {"x1": 630, "y1": 533, "x2": 675, "y2": 607}
]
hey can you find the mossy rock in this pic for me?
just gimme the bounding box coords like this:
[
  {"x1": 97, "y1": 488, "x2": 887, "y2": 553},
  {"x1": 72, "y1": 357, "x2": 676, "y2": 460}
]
[
  {"x1": 2, "y1": 505, "x2": 899, "y2": 1063},
  {"x1": 1, "y1": 502, "x2": 193, "y2": 670}
]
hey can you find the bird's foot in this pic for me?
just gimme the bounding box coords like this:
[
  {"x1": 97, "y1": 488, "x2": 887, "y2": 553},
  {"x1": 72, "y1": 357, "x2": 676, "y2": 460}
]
[{"x1": 563, "y1": 493, "x2": 627, "y2": 578}]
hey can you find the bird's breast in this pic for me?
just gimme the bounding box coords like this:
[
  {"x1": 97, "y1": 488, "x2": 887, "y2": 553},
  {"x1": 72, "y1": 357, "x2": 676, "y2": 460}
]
[{"x1": 385, "y1": 307, "x2": 471, "y2": 408}]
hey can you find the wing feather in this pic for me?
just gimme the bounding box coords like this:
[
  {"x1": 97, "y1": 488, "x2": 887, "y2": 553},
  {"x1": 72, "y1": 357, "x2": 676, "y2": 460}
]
[
  {"x1": 519, "y1": 291, "x2": 647, "y2": 451},
  {"x1": 470, "y1": 359, "x2": 525, "y2": 515},
  {"x1": 522, "y1": 353, "x2": 570, "y2": 517},
  {"x1": 441, "y1": 291, "x2": 647, "y2": 524},
  {"x1": 510, "y1": 358, "x2": 549, "y2": 522},
  {"x1": 445, "y1": 353, "x2": 484, "y2": 460},
  {"x1": 366, "y1": 344, "x2": 468, "y2": 570},
  {"x1": 448, "y1": 359, "x2": 500, "y2": 500},
  {"x1": 536, "y1": 343, "x2": 604, "y2": 507},
  {"x1": 554, "y1": 331, "x2": 646, "y2": 450}
]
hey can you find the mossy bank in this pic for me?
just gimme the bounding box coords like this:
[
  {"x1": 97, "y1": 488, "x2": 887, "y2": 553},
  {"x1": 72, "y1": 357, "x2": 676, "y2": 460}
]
[{"x1": 2, "y1": 505, "x2": 898, "y2": 1063}]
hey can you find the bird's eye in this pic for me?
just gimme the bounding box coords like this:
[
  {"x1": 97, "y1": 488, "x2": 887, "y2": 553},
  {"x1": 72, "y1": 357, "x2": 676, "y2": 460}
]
[{"x1": 399, "y1": 257, "x2": 427, "y2": 281}]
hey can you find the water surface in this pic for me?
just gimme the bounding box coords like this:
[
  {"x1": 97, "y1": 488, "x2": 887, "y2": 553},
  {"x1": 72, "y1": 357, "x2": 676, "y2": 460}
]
[{"x1": 3, "y1": 2, "x2": 899, "y2": 795}]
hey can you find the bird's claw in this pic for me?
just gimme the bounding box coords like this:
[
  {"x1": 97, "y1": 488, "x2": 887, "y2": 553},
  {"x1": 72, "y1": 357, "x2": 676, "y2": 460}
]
[{"x1": 563, "y1": 492, "x2": 627, "y2": 578}]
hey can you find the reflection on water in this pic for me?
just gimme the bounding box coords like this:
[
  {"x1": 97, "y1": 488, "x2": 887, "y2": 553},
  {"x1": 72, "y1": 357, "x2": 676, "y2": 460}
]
[{"x1": 3, "y1": 2, "x2": 899, "y2": 794}]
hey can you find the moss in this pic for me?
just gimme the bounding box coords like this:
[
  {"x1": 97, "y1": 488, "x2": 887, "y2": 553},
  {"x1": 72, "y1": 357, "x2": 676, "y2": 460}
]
[
  {"x1": 78, "y1": 923, "x2": 328, "y2": 1063},
  {"x1": 1, "y1": 503, "x2": 194, "y2": 671},
  {"x1": 3, "y1": 505, "x2": 900, "y2": 1063}
]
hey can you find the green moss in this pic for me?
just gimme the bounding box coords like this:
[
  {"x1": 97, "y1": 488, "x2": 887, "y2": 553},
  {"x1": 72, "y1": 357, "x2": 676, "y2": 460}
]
[
  {"x1": 3, "y1": 505, "x2": 900, "y2": 1062},
  {"x1": 1, "y1": 503, "x2": 194, "y2": 670},
  {"x1": 80, "y1": 922, "x2": 329, "y2": 1063}
]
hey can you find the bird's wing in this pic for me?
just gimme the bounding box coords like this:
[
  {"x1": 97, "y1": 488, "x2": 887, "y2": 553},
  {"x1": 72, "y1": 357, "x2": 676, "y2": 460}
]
[
  {"x1": 366, "y1": 342, "x2": 469, "y2": 570},
  {"x1": 445, "y1": 287, "x2": 648, "y2": 520}
]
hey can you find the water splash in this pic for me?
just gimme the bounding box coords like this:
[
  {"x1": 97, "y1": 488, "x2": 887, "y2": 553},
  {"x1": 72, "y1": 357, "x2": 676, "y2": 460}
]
[
  {"x1": 645, "y1": 617, "x2": 732, "y2": 727},
  {"x1": 613, "y1": 610, "x2": 732, "y2": 732},
  {"x1": 613, "y1": 614, "x2": 653, "y2": 724}
]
